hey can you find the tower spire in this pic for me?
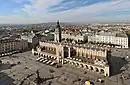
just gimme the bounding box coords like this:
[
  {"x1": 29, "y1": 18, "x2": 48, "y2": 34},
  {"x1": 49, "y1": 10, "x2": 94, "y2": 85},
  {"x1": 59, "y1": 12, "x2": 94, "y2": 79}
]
[
  {"x1": 55, "y1": 20, "x2": 62, "y2": 42},
  {"x1": 57, "y1": 20, "x2": 59, "y2": 25},
  {"x1": 56, "y1": 20, "x2": 60, "y2": 28}
]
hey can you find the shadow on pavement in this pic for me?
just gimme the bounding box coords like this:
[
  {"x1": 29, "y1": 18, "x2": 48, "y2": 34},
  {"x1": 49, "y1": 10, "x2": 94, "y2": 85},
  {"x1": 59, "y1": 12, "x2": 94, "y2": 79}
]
[
  {"x1": 110, "y1": 56, "x2": 128, "y2": 76},
  {"x1": 0, "y1": 72, "x2": 15, "y2": 85},
  {"x1": 0, "y1": 64, "x2": 11, "y2": 71}
]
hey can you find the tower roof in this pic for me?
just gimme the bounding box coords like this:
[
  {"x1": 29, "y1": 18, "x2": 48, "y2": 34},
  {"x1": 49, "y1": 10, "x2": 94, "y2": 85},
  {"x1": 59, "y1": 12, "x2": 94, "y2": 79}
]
[
  {"x1": 57, "y1": 20, "x2": 59, "y2": 24},
  {"x1": 56, "y1": 20, "x2": 60, "y2": 28}
]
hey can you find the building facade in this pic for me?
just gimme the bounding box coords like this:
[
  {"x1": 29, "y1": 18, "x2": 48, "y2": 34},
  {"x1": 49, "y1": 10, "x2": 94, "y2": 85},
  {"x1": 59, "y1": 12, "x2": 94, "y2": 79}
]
[
  {"x1": 32, "y1": 21, "x2": 111, "y2": 77},
  {"x1": 21, "y1": 31, "x2": 39, "y2": 48},
  {"x1": 61, "y1": 33, "x2": 88, "y2": 42},
  {"x1": 88, "y1": 32, "x2": 128, "y2": 48},
  {"x1": 32, "y1": 41, "x2": 111, "y2": 76},
  {"x1": 0, "y1": 39, "x2": 28, "y2": 56}
]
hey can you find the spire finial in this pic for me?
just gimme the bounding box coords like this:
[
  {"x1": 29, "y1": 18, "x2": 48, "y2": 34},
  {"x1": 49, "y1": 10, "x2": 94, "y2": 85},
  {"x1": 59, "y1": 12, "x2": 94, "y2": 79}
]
[{"x1": 57, "y1": 20, "x2": 60, "y2": 25}]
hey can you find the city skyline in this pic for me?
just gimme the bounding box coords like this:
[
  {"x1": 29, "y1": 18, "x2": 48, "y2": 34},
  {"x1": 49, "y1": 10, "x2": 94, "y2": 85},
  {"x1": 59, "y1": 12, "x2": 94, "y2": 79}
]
[{"x1": 0, "y1": 0, "x2": 130, "y2": 24}]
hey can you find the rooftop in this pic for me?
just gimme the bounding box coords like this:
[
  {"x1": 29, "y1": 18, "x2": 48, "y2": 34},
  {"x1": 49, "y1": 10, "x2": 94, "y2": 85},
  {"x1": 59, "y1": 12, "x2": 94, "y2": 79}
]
[
  {"x1": 116, "y1": 33, "x2": 128, "y2": 37},
  {"x1": 97, "y1": 32, "x2": 116, "y2": 36},
  {"x1": 97, "y1": 32, "x2": 128, "y2": 38},
  {"x1": 0, "y1": 39, "x2": 20, "y2": 44},
  {"x1": 41, "y1": 41, "x2": 109, "y2": 51}
]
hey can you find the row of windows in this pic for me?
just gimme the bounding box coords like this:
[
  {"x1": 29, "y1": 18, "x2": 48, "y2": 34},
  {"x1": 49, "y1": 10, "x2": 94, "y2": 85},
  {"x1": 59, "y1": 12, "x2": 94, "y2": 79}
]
[
  {"x1": 0, "y1": 43, "x2": 27, "y2": 51},
  {"x1": 76, "y1": 51, "x2": 106, "y2": 57}
]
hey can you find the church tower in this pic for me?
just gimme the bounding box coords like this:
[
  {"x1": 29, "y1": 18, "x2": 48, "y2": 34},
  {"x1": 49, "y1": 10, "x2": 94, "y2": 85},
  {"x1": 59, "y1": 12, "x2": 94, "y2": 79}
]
[{"x1": 55, "y1": 20, "x2": 62, "y2": 42}]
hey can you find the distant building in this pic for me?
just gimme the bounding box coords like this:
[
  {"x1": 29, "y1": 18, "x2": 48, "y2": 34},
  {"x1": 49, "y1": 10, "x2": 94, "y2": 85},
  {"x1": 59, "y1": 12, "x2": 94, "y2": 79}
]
[
  {"x1": 62, "y1": 33, "x2": 88, "y2": 42},
  {"x1": 37, "y1": 32, "x2": 55, "y2": 42},
  {"x1": 0, "y1": 39, "x2": 28, "y2": 56},
  {"x1": 21, "y1": 31, "x2": 39, "y2": 48},
  {"x1": 46, "y1": 33, "x2": 54, "y2": 41},
  {"x1": 88, "y1": 32, "x2": 129, "y2": 48},
  {"x1": 55, "y1": 24, "x2": 88, "y2": 43},
  {"x1": 10, "y1": 34, "x2": 21, "y2": 39}
]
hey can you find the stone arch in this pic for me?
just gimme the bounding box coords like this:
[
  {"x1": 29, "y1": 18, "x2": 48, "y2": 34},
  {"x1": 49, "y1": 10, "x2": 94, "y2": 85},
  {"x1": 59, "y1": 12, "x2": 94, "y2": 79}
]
[
  {"x1": 86, "y1": 65, "x2": 89, "y2": 69},
  {"x1": 50, "y1": 47, "x2": 52, "y2": 51},
  {"x1": 98, "y1": 59, "x2": 101, "y2": 61},
  {"x1": 67, "y1": 60, "x2": 70, "y2": 63},
  {"x1": 95, "y1": 67, "x2": 99, "y2": 72},
  {"x1": 54, "y1": 57, "x2": 56, "y2": 60},
  {"x1": 72, "y1": 62, "x2": 75, "y2": 65},
  {"x1": 52, "y1": 48, "x2": 54, "y2": 51},
  {"x1": 75, "y1": 63, "x2": 79, "y2": 66},
  {"x1": 82, "y1": 52, "x2": 84, "y2": 57},
  {"x1": 49, "y1": 56, "x2": 51, "y2": 58},
  {"x1": 90, "y1": 66, "x2": 94, "y2": 70},
  {"x1": 44, "y1": 54, "x2": 46, "y2": 57},
  {"x1": 75, "y1": 63, "x2": 78, "y2": 66},
  {"x1": 43, "y1": 46, "x2": 45, "y2": 50},
  {"x1": 70, "y1": 62, "x2": 73, "y2": 65},
  {"x1": 80, "y1": 64, "x2": 84, "y2": 68},
  {"x1": 74, "y1": 62, "x2": 76, "y2": 66},
  {"x1": 68, "y1": 61, "x2": 71, "y2": 64},
  {"x1": 46, "y1": 47, "x2": 48, "y2": 50},
  {"x1": 52, "y1": 56, "x2": 54, "y2": 59},
  {"x1": 51, "y1": 48, "x2": 53, "y2": 51},
  {"x1": 46, "y1": 54, "x2": 48, "y2": 57},
  {"x1": 49, "y1": 47, "x2": 51, "y2": 50},
  {"x1": 64, "y1": 60, "x2": 67, "y2": 64},
  {"x1": 100, "y1": 69, "x2": 105, "y2": 74}
]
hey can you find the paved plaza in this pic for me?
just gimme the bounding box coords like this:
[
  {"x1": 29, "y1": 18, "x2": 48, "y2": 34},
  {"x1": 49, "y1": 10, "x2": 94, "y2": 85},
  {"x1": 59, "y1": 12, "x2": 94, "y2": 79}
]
[{"x1": 0, "y1": 50, "x2": 130, "y2": 85}]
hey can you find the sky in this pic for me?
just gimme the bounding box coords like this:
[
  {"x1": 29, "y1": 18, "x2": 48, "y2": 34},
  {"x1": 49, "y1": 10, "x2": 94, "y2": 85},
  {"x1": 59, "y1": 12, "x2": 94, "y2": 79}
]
[{"x1": 0, "y1": 0, "x2": 130, "y2": 24}]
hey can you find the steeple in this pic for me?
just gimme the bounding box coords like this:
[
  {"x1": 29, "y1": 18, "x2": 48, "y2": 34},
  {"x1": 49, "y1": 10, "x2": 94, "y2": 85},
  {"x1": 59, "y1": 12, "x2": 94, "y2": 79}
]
[
  {"x1": 55, "y1": 20, "x2": 62, "y2": 43},
  {"x1": 56, "y1": 20, "x2": 60, "y2": 28},
  {"x1": 57, "y1": 20, "x2": 59, "y2": 24}
]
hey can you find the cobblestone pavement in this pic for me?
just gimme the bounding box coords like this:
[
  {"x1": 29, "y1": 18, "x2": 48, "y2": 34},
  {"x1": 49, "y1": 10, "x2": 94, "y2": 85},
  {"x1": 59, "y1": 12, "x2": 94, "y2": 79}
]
[{"x1": 0, "y1": 51, "x2": 130, "y2": 85}]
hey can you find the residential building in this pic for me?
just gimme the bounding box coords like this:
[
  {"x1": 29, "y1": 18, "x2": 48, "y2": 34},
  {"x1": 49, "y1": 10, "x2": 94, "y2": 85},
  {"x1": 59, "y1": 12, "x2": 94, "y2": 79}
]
[
  {"x1": 21, "y1": 31, "x2": 39, "y2": 48},
  {"x1": 88, "y1": 32, "x2": 129, "y2": 48},
  {"x1": 61, "y1": 33, "x2": 88, "y2": 42},
  {"x1": 0, "y1": 39, "x2": 28, "y2": 56}
]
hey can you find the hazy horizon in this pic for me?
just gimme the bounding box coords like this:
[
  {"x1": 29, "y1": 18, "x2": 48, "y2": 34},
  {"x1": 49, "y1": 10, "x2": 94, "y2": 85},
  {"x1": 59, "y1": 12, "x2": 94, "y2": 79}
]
[{"x1": 0, "y1": 0, "x2": 130, "y2": 24}]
